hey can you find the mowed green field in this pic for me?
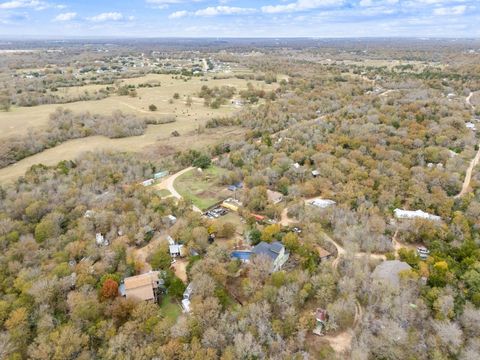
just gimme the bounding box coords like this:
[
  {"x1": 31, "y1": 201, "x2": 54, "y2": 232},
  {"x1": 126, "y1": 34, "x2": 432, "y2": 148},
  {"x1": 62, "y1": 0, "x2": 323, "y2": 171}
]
[{"x1": 174, "y1": 166, "x2": 232, "y2": 210}]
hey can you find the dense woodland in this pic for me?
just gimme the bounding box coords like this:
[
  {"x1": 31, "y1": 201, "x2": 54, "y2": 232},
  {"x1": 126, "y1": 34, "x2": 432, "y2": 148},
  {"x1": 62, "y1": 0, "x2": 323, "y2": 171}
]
[{"x1": 1, "y1": 40, "x2": 480, "y2": 359}]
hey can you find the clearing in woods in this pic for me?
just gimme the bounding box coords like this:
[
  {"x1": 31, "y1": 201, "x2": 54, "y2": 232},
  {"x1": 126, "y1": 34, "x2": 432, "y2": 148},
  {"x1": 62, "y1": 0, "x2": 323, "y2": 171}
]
[{"x1": 173, "y1": 165, "x2": 231, "y2": 211}]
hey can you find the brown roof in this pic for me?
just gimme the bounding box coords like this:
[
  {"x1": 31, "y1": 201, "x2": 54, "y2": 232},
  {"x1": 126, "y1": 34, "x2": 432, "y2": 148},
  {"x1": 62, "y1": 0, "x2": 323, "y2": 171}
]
[
  {"x1": 267, "y1": 189, "x2": 283, "y2": 203},
  {"x1": 317, "y1": 247, "x2": 331, "y2": 259},
  {"x1": 124, "y1": 271, "x2": 159, "y2": 301},
  {"x1": 316, "y1": 308, "x2": 327, "y2": 322}
]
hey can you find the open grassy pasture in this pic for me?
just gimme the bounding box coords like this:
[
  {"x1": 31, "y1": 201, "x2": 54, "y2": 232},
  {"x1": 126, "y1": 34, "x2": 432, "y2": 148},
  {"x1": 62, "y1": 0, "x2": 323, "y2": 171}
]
[
  {"x1": 173, "y1": 165, "x2": 231, "y2": 210},
  {"x1": 0, "y1": 126, "x2": 245, "y2": 183},
  {"x1": 0, "y1": 73, "x2": 274, "y2": 139}
]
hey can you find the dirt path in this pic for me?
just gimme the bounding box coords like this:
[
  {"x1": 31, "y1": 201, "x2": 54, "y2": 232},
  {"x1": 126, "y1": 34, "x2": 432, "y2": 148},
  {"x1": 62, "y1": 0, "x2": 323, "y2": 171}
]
[
  {"x1": 130, "y1": 237, "x2": 162, "y2": 273},
  {"x1": 171, "y1": 259, "x2": 188, "y2": 283},
  {"x1": 321, "y1": 331, "x2": 353, "y2": 354},
  {"x1": 454, "y1": 144, "x2": 480, "y2": 198},
  {"x1": 466, "y1": 91, "x2": 476, "y2": 110},
  {"x1": 280, "y1": 207, "x2": 297, "y2": 227},
  {"x1": 152, "y1": 166, "x2": 202, "y2": 213},
  {"x1": 378, "y1": 89, "x2": 397, "y2": 97},
  {"x1": 455, "y1": 92, "x2": 479, "y2": 198}
]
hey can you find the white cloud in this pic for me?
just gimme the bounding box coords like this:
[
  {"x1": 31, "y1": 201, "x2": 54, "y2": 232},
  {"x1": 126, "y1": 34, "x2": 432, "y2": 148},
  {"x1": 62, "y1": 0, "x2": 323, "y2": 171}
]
[
  {"x1": 88, "y1": 12, "x2": 124, "y2": 22},
  {"x1": 0, "y1": 0, "x2": 63, "y2": 10},
  {"x1": 433, "y1": 4, "x2": 467, "y2": 15},
  {"x1": 146, "y1": 0, "x2": 204, "y2": 9},
  {"x1": 168, "y1": 10, "x2": 188, "y2": 18},
  {"x1": 169, "y1": 6, "x2": 256, "y2": 18},
  {"x1": 261, "y1": 0, "x2": 343, "y2": 14},
  {"x1": 53, "y1": 12, "x2": 76, "y2": 22},
  {"x1": 194, "y1": 6, "x2": 256, "y2": 16},
  {"x1": 359, "y1": 0, "x2": 398, "y2": 7}
]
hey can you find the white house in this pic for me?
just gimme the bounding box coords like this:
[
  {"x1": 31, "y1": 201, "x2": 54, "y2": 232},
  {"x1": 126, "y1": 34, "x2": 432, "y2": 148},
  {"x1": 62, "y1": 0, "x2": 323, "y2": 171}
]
[
  {"x1": 394, "y1": 209, "x2": 441, "y2": 221},
  {"x1": 309, "y1": 198, "x2": 336, "y2": 209},
  {"x1": 141, "y1": 179, "x2": 154, "y2": 187},
  {"x1": 169, "y1": 244, "x2": 184, "y2": 257}
]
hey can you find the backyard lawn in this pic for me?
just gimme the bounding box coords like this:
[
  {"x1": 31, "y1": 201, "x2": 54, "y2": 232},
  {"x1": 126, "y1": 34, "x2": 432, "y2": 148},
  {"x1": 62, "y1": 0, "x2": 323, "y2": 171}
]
[
  {"x1": 174, "y1": 165, "x2": 231, "y2": 210},
  {"x1": 160, "y1": 295, "x2": 181, "y2": 322}
]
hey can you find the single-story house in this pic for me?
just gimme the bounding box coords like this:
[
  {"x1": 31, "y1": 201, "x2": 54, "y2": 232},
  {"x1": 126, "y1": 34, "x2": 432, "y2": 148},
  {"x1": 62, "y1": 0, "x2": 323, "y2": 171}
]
[
  {"x1": 222, "y1": 198, "x2": 242, "y2": 212},
  {"x1": 309, "y1": 198, "x2": 336, "y2": 209},
  {"x1": 141, "y1": 179, "x2": 154, "y2": 187},
  {"x1": 153, "y1": 171, "x2": 169, "y2": 179},
  {"x1": 394, "y1": 209, "x2": 441, "y2": 221},
  {"x1": 120, "y1": 271, "x2": 163, "y2": 302},
  {"x1": 267, "y1": 190, "x2": 284, "y2": 205},
  {"x1": 312, "y1": 170, "x2": 320, "y2": 177},
  {"x1": 252, "y1": 241, "x2": 289, "y2": 272},
  {"x1": 372, "y1": 260, "x2": 412, "y2": 287},
  {"x1": 169, "y1": 244, "x2": 184, "y2": 257}
]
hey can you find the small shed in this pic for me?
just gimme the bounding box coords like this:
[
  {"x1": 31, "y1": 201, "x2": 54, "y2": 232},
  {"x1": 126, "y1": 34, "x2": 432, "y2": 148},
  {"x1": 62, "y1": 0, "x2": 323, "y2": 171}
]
[{"x1": 313, "y1": 308, "x2": 328, "y2": 336}]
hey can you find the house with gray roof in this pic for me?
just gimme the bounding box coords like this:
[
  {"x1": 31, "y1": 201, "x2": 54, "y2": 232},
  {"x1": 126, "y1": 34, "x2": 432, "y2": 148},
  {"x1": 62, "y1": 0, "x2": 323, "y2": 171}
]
[{"x1": 252, "y1": 241, "x2": 289, "y2": 272}]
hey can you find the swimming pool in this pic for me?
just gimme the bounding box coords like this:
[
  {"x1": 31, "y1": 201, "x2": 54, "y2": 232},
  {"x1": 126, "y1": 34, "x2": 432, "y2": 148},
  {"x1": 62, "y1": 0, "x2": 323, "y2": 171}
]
[{"x1": 231, "y1": 251, "x2": 253, "y2": 262}]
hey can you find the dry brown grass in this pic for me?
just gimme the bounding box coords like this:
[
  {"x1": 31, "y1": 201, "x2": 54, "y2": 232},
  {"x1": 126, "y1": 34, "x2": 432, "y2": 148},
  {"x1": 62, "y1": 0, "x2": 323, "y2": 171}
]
[
  {"x1": 0, "y1": 74, "x2": 274, "y2": 139},
  {"x1": 0, "y1": 126, "x2": 245, "y2": 183}
]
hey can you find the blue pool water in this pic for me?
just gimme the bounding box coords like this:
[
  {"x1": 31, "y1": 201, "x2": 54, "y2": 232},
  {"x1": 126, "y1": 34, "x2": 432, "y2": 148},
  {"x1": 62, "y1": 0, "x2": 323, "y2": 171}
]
[{"x1": 231, "y1": 251, "x2": 253, "y2": 262}]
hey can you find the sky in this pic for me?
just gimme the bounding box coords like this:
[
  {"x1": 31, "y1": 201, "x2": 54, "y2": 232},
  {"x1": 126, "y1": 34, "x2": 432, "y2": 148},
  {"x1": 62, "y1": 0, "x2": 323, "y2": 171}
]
[{"x1": 0, "y1": 0, "x2": 478, "y2": 38}]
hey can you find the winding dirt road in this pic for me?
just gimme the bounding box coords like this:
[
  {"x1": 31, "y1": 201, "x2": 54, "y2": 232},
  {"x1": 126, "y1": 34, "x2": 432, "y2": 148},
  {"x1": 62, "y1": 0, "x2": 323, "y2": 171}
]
[{"x1": 456, "y1": 92, "x2": 479, "y2": 198}]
